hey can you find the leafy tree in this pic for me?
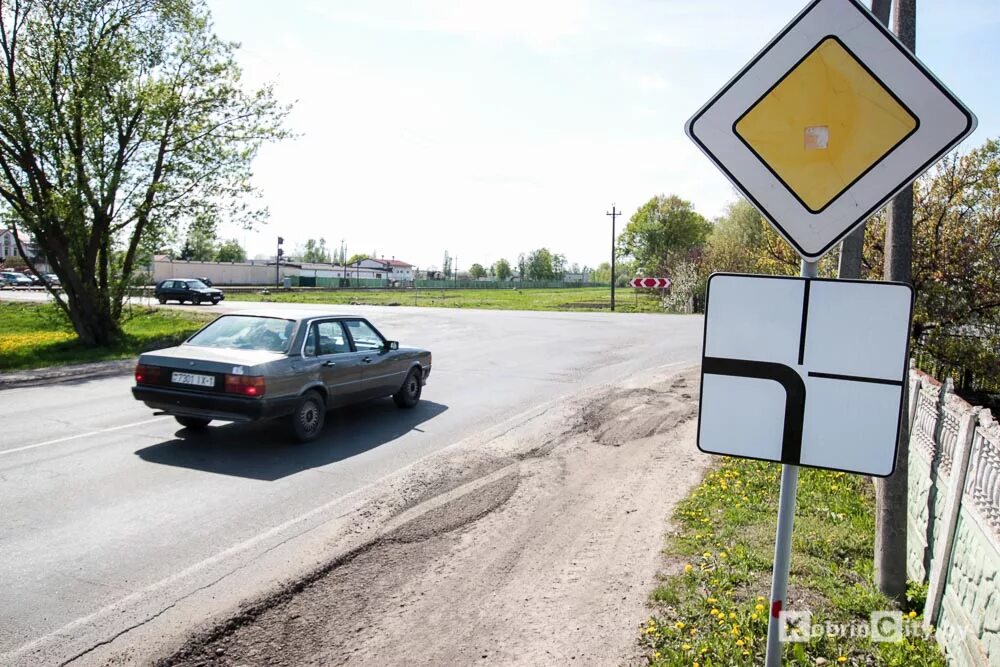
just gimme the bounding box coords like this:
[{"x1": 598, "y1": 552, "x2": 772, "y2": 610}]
[
  {"x1": 346, "y1": 253, "x2": 369, "y2": 265},
  {"x1": 469, "y1": 262, "x2": 487, "y2": 279},
  {"x1": 552, "y1": 253, "x2": 567, "y2": 278},
  {"x1": 591, "y1": 261, "x2": 611, "y2": 283},
  {"x1": 526, "y1": 248, "x2": 555, "y2": 280},
  {"x1": 702, "y1": 199, "x2": 799, "y2": 277},
  {"x1": 517, "y1": 253, "x2": 526, "y2": 280},
  {"x1": 442, "y1": 251, "x2": 452, "y2": 278},
  {"x1": 862, "y1": 139, "x2": 1000, "y2": 388},
  {"x1": 494, "y1": 258, "x2": 512, "y2": 281},
  {"x1": 619, "y1": 195, "x2": 712, "y2": 278},
  {"x1": 215, "y1": 238, "x2": 246, "y2": 263},
  {"x1": 178, "y1": 215, "x2": 217, "y2": 261},
  {"x1": 300, "y1": 238, "x2": 331, "y2": 263},
  {"x1": 661, "y1": 260, "x2": 700, "y2": 313},
  {"x1": 0, "y1": 0, "x2": 290, "y2": 345}
]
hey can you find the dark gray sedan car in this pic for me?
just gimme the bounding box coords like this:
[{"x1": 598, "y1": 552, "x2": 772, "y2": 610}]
[{"x1": 132, "y1": 310, "x2": 431, "y2": 442}]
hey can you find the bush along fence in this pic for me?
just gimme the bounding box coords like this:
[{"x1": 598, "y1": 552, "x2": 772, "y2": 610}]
[{"x1": 907, "y1": 363, "x2": 1000, "y2": 666}]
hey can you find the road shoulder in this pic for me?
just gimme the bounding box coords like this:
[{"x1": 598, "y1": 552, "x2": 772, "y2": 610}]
[{"x1": 156, "y1": 366, "x2": 708, "y2": 666}]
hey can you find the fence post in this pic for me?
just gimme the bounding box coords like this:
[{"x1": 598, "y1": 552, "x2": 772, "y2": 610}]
[
  {"x1": 908, "y1": 358, "x2": 922, "y2": 435},
  {"x1": 923, "y1": 408, "x2": 978, "y2": 627}
]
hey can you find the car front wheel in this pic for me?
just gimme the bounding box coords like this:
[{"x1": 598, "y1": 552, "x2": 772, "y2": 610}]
[
  {"x1": 290, "y1": 390, "x2": 326, "y2": 442},
  {"x1": 393, "y1": 368, "x2": 422, "y2": 409},
  {"x1": 175, "y1": 416, "x2": 211, "y2": 429},
  {"x1": 192, "y1": 294, "x2": 201, "y2": 305}
]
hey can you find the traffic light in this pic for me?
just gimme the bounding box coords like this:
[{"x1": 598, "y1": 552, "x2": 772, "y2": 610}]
[
  {"x1": 277, "y1": 236, "x2": 284, "y2": 245},
  {"x1": 277, "y1": 248, "x2": 284, "y2": 257}
]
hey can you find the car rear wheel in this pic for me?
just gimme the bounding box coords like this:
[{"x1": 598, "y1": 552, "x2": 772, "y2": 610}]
[
  {"x1": 393, "y1": 368, "x2": 422, "y2": 409},
  {"x1": 175, "y1": 416, "x2": 211, "y2": 429},
  {"x1": 157, "y1": 295, "x2": 167, "y2": 304},
  {"x1": 290, "y1": 390, "x2": 325, "y2": 442},
  {"x1": 192, "y1": 294, "x2": 201, "y2": 305}
]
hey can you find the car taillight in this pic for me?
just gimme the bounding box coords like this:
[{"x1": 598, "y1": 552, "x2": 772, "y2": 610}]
[
  {"x1": 135, "y1": 364, "x2": 162, "y2": 385},
  {"x1": 225, "y1": 374, "x2": 266, "y2": 397}
]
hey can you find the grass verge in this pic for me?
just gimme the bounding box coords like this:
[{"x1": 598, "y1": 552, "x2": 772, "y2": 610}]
[
  {"x1": 225, "y1": 287, "x2": 671, "y2": 313},
  {"x1": 0, "y1": 301, "x2": 212, "y2": 371},
  {"x1": 642, "y1": 457, "x2": 945, "y2": 666}
]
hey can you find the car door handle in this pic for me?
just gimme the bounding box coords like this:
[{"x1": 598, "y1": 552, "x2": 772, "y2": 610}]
[
  {"x1": 323, "y1": 360, "x2": 336, "y2": 367},
  {"x1": 362, "y1": 357, "x2": 372, "y2": 364}
]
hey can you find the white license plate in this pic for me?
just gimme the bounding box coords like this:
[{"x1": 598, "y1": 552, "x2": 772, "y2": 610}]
[{"x1": 171, "y1": 372, "x2": 215, "y2": 387}]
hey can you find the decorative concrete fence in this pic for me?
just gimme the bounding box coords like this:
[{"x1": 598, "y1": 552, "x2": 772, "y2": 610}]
[{"x1": 907, "y1": 364, "x2": 1000, "y2": 666}]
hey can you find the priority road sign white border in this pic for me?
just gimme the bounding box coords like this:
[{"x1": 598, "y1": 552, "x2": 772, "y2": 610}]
[{"x1": 685, "y1": 0, "x2": 977, "y2": 260}]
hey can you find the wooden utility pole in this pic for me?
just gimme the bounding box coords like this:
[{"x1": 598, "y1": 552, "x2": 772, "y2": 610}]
[
  {"x1": 875, "y1": 0, "x2": 915, "y2": 602},
  {"x1": 838, "y1": 0, "x2": 893, "y2": 280},
  {"x1": 606, "y1": 205, "x2": 621, "y2": 311}
]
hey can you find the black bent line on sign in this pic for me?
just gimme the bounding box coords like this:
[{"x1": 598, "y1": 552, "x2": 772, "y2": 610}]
[
  {"x1": 808, "y1": 371, "x2": 903, "y2": 386},
  {"x1": 798, "y1": 279, "x2": 811, "y2": 365},
  {"x1": 702, "y1": 357, "x2": 806, "y2": 465}
]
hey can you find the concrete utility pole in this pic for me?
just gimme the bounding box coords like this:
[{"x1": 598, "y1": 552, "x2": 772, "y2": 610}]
[
  {"x1": 606, "y1": 205, "x2": 621, "y2": 311},
  {"x1": 838, "y1": 0, "x2": 893, "y2": 280},
  {"x1": 875, "y1": 0, "x2": 915, "y2": 603}
]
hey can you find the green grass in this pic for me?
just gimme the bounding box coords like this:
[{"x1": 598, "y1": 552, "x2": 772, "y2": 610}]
[
  {"x1": 642, "y1": 458, "x2": 945, "y2": 666},
  {"x1": 225, "y1": 286, "x2": 671, "y2": 313},
  {"x1": 0, "y1": 301, "x2": 212, "y2": 371}
]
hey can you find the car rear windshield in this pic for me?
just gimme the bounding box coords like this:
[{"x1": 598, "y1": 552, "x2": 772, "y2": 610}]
[
  {"x1": 187, "y1": 315, "x2": 295, "y2": 353},
  {"x1": 187, "y1": 279, "x2": 210, "y2": 289}
]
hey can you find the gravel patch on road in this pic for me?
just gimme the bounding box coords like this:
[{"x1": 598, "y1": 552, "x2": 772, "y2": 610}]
[{"x1": 155, "y1": 366, "x2": 708, "y2": 667}]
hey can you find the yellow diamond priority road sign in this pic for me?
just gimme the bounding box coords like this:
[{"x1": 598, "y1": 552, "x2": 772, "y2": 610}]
[{"x1": 686, "y1": 0, "x2": 976, "y2": 260}]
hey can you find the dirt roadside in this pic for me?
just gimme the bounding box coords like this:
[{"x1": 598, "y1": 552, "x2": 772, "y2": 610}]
[{"x1": 154, "y1": 366, "x2": 709, "y2": 667}]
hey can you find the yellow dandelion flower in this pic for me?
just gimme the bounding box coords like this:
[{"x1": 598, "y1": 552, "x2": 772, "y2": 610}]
[
  {"x1": 755, "y1": 604, "x2": 765, "y2": 612},
  {"x1": 675, "y1": 621, "x2": 685, "y2": 630},
  {"x1": 703, "y1": 551, "x2": 712, "y2": 558},
  {"x1": 908, "y1": 611, "x2": 917, "y2": 619},
  {"x1": 682, "y1": 644, "x2": 692, "y2": 650},
  {"x1": 684, "y1": 564, "x2": 693, "y2": 573},
  {"x1": 710, "y1": 609, "x2": 719, "y2": 616},
  {"x1": 729, "y1": 612, "x2": 737, "y2": 619},
  {"x1": 707, "y1": 597, "x2": 717, "y2": 604},
  {"x1": 736, "y1": 640, "x2": 744, "y2": 647},
  {"x1": 719, "y1": 552, "x2": 727, "y2": 558},
  {"x1": 689, "y1": 628, "x2": 698, "y2": 636},
  {"x1": 837, "y1": 657, "x2": 847, "y2": 664}
]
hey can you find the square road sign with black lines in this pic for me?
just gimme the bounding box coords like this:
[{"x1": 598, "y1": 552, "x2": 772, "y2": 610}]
[{"x1": 697, "y1": 273, "x2": 914, "y2": 476}]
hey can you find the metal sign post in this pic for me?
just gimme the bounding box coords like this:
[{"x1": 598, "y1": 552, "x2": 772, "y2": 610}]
[{"x1": 765, "y1": 259, "x2": 814, "y2": 667}]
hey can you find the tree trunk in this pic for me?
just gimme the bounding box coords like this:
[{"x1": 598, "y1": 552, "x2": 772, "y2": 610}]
[{"x1": 61, "y1": 280, "x2": 123, "y2": 347}]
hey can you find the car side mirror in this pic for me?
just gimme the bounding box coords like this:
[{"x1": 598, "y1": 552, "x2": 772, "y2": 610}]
[{"x1": 386, "y1": 340, "x2": 399, "y2": 351}]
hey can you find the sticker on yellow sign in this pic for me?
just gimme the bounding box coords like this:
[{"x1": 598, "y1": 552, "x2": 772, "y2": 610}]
[{"x1": 735, "y1": 37, "x2": 917, "y2": 213}]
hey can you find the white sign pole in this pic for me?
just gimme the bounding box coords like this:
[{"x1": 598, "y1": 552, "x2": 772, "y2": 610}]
[{"x1": 764, "y1": 259, "x2": 816, "y2": 666}]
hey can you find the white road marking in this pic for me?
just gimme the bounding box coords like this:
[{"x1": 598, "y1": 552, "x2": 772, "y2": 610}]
[{"x1": 0, "y1": 417, "x2": 165, "y2": 457}]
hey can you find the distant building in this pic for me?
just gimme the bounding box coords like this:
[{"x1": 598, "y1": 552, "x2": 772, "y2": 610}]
[
  {"x1": 562, "y1": 272, "x2": 591, "y2": 283},
  {"x1": 1, "y1": 228, "x2": 48, "y2": 271}
]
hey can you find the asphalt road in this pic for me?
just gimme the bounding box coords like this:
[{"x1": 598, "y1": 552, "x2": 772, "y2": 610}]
[{"x1": 0, "y1": 299, "x2": 703, "y2": 665}]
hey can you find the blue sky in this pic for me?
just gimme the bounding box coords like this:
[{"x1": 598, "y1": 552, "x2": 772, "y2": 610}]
[{"x1": 206, "y1": 0, "x2": 998, "y2": 270}]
